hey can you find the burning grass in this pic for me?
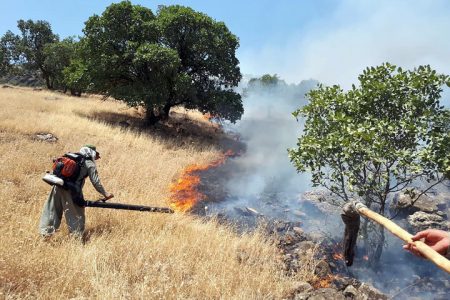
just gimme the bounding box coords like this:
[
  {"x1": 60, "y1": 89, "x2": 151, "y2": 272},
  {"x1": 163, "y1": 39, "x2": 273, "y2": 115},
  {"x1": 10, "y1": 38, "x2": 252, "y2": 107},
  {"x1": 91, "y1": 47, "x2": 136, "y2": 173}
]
[
  {"x1": 169, "y1": 150, "x2": 235, "y2": 212},
  {"x1": 311, "y1": 274, "x2": 336, "y2": 289},
  {"x1": 0, "y1": 86, "x2": 317, "y2": 299}
]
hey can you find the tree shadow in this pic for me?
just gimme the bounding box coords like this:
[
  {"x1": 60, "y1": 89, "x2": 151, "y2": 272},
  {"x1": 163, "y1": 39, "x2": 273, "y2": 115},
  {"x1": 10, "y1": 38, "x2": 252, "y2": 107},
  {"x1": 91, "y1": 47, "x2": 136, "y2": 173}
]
[{"x1": 74, "y1": 109, "x2": 246, "y2": 153}]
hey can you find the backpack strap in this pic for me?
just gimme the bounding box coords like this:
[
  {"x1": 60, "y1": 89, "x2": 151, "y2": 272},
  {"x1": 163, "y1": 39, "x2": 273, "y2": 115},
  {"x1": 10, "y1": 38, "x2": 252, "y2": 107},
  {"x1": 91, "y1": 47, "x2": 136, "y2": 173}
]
[
  {"x1": 73, "y1": 152, "x2": 92, "y2": 161},
  {"x1": 73, "y1": 152, "x2": 91, "y2": 180}
]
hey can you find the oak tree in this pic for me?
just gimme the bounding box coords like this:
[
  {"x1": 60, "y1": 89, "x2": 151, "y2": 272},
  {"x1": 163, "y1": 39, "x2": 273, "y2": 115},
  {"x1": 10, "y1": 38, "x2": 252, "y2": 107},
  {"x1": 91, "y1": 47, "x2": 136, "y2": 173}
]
[
  {"x1": 80, "y1": 1, "x2": 243, "y2": 125},
  {"x1": 289, "y1": 63, "x2": 450, "y2": 261},
  {"x1": 16, "y1": 20, "x2": 58, "y2": 88}
]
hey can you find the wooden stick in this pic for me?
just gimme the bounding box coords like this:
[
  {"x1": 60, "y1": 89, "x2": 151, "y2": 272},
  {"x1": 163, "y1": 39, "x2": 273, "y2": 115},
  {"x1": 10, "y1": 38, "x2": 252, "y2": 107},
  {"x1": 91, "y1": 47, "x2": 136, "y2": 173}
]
[{"x1": 354, "y1": 202, "x2": 450, "y2": 274}]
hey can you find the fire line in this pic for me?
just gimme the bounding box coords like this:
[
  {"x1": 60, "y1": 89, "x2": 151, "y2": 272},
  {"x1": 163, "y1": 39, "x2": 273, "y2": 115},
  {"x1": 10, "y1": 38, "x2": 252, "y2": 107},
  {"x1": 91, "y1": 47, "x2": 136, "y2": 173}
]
[{"x1": 169, "y1": 150, "x2": 235, "y2": 212}]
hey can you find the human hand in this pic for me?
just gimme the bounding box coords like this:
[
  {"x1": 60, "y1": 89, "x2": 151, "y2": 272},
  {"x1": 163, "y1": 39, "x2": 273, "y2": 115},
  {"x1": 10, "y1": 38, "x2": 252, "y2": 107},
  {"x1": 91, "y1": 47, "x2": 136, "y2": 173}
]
[
  {"x1": 103, "y1": 193, "x2": 114, "y2": 201},
  {"x1": 403, "y1": 229, "x2": 450, "y2": 257}
]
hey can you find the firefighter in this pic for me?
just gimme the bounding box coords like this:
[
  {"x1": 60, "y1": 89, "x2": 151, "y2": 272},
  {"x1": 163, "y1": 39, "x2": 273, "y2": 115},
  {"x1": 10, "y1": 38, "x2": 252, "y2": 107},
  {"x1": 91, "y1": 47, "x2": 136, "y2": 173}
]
[{"x1": 39, "y1": 145, "x2": 114, "y2": 237}]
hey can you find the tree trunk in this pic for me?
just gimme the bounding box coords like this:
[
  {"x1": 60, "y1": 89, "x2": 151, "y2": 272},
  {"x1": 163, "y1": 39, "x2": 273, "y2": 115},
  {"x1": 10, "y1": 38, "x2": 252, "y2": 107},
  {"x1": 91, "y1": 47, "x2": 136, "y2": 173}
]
[
  {"x1": 365, "y1": 224, "x2": 385, "y2": 269},
  {"x1": 160, "y1": 103, "x2": 172, "y2": 120},
  {"x1": 145, "y1": 108, "x2": 160, "y2": 126},
  {"x1": 361, "y1": 218, "x2": 369, "y2": 259},
  {"x1": 44, "y1": 74, "x2": 51, "y2": 89},
  {"x1": 372, "y1": 226, "x2": 385, "y2": 263},
  {"x1": 361, "y1": 199, "x2": 387, "y2": 267},
  {"x1": 70, "y1": 89, "x2": 81, "y2": 97},
  {"x1": 158, "y1": 103, "x2": 172, "y2": 120},
  {"x1": 370, "y1": 201, "x2": 387, "y2": 264},
  {"x1": 40, "y1": 68, "x2": 52, "y2": 89}
]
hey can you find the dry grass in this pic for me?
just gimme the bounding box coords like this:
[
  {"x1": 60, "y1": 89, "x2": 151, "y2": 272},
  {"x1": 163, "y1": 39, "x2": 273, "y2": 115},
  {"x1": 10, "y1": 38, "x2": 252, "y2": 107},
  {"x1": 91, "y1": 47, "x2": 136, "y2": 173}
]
[{"x1": 0, "y1": 86, "x2": 316, "y2": 299}]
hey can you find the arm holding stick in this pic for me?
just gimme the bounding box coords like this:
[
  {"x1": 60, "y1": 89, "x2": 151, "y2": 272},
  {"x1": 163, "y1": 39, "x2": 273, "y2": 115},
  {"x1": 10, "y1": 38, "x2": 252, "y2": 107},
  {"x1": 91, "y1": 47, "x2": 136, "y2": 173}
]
[
  {"x1": 342, "y1": 201, "x2": 450, "y2": 274},
  {"x1": 403, "y1": 229, "x2": 450, "y2": 258}
]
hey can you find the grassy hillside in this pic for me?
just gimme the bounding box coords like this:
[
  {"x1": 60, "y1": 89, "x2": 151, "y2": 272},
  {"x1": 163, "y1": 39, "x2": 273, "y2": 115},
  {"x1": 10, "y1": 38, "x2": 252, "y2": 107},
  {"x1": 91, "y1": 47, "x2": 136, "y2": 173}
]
[{"x1": 0, "y1": 87, "x2": 316, "y2": 299}]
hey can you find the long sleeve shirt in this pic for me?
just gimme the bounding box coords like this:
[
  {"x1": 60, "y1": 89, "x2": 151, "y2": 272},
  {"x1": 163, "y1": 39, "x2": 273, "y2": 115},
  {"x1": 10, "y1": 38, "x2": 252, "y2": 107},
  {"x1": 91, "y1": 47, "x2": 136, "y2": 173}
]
[{"x1": 76, "y1": 159, "x2": 107, "y2": 197}]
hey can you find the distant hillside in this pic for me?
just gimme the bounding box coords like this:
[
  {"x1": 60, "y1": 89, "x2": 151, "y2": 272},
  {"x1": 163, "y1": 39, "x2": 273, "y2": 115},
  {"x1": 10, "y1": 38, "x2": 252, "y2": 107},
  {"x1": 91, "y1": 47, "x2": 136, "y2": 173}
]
[{"x1": 0, "y1": 73, "x2": 44, "y2": 87}]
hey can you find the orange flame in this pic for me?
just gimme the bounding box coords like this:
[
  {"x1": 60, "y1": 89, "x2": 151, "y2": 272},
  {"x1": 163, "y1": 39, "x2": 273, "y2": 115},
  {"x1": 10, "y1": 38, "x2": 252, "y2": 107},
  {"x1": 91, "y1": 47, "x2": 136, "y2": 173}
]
[
  {"x1": 312, "y1": 275, "x2": 335, "y2": 289},
  {"x1": 332, "y1": 243, "x2": 344, "y2": 260},
  {"x1": 169, "y1": 150, "x2": 235, "y2": 212},
  {"x1": 333, "y1": 253, "x2": 344, "y2": 260},
  {"x1": 203, "y1": 113, "x2": 213, "y2": 120}
]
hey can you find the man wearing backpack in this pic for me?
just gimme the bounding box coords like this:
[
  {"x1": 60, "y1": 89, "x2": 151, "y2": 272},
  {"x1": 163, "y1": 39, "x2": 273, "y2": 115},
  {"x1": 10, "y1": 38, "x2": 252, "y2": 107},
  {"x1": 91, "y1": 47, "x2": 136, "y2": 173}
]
[{"x1": 39, "y1": 144, "x2": 114, "y2": 237}]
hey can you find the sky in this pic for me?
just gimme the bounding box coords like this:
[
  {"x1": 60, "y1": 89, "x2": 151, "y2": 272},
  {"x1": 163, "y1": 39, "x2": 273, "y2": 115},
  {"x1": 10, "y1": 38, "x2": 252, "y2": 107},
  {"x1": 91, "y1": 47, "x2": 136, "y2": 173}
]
[{"x1": 1, "y1": 0, "x2": 450, "y2": 89}]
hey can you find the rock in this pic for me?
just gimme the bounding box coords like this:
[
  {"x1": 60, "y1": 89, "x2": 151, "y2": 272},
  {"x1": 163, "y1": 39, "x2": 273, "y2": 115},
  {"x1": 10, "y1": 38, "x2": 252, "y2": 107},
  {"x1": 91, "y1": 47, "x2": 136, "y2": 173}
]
[
  {"x1": 289, "y1": 258, "x2": 301, "y2": 270},
  {"x1": 357, "y1": 283, "x2": 387, "y2": 300},
  {"x1": 301, "y1": 189, "x2": 343, "y2": 210},
  {"x1": 293, "y1": 226, "x2": 304, "y2": 236},
  {"x1": 34, "y1": 133, "x2": 58, "y2": 143},
  {"x1": 343, "y1": 285, "x2": 358, "y2": 299},
  {"x1": 245, "y1": 206, "x2": 262, "y2": 216},
  {"x1": 234, "y1": 206, "x2": 253, "y2": 217},
  {"x1": 2, "y1": 85, "x2": 13, "y2": 88},
  {"x1": 332, "y1": 277, "x2": 352, "y2": 291},
  {"x1": 280, "y1": 233, "x2": 296, "y2": 246},
  {"x1": 309, "y1": 231, "x2": 326, "y2": 242},
  {"x1": 391, "y1": 191, "x2": 448, "y2": 215},
  {"x1": 302, "y1": 190, "x2": 330, "y2": 202},
  {"x1": 407, "y1": 211, "x2": 449, "y2": 231},
  {"x1": 272, "y1": 220, "x2": 291, "y2": 233},
  {"x1": 314, "y1": 260, "x2": 331, "y2": 277},
  {"x1": 292, "y1": 281, "x2": 313, "y2": 294},
  {"x1": 294, "y1": 293, "x2": 309, "y2": 300},
  {"x1": 284, "y1": 253, "x2": 292, "y2": 261},
  {"x1": 296, "y1": 241, "x2": 316, "y2": 254},
  {"x1": 293, "y1": 210, "x2": 306, "y2": 218},
  {"x1": 307, "y1": 288, "x2": 345, "y2": 300}
]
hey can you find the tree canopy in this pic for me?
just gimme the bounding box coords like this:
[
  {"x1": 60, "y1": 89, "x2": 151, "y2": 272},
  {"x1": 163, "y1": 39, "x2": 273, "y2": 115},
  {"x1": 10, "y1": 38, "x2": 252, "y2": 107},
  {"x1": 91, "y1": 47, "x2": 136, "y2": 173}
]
[
  {"x1": 43, "y1": 38, "x2": 77, "y2": 91},
  {"x1": 0, "y1": 20, "x2": 59, "y2": 88},
  {"x1": 0, "y1": 2, "x2": 243, "y2": 124},
  {"x1": 248, "y1": 74, "x2": 280, "y2": 88},
  {"x1": 0, "y1": 30, "x2": 22, "y2": 75},
  {"x1": 78, "y1": 1, "x2": 243, "y2": 125},
  {"x1": 288, "y1": 64, "x2": 450, "y2": 258},
  {"x1": 16, "y1": 20, "x2": 58, "y2": 88}
]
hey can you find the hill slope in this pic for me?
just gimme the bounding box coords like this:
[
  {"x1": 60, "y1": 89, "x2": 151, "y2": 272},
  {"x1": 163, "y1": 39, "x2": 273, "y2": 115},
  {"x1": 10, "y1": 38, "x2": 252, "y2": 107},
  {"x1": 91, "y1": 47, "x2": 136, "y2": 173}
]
[{"x1": 0, "y1": 86, "x2": 315, "y2": 299}]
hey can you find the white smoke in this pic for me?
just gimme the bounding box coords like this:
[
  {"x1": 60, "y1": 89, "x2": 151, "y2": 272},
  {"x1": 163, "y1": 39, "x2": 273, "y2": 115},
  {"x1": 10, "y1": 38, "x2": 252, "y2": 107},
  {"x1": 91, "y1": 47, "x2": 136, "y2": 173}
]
[
  {"x1": 207, "y1": 79, "x2": 318, "y2": 219},
  {"x1": 239, "y1": 0, "x2": 450, "y2": 89},
  {"x1": 228, "y1": 80, "x2": 317, "y2": 196}
]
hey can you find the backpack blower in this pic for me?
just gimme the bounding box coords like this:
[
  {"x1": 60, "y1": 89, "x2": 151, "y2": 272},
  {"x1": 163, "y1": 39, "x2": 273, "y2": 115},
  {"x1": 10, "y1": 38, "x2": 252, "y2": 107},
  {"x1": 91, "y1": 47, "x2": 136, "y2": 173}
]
[{"x1": 43, "y1": 153, "x2": 174, "y2": 214}]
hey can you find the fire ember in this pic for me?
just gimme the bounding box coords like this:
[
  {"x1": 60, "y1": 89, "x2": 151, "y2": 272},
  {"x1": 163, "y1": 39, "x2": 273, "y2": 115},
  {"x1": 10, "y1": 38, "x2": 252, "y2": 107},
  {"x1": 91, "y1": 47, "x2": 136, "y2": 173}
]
[
  {"x1": 311, "y1": 274, "x2": 336, "y2": 289},
  {"x1": 333, "y1": 252, "x2": 344, "y2": 261}
]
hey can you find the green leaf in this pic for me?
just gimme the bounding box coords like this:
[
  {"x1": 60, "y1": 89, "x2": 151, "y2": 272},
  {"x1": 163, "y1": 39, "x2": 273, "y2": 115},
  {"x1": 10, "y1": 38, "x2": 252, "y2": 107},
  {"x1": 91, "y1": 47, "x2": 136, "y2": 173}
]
[{"x1": 289, "y1": 62, "x2": 450, "y2": 217}]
